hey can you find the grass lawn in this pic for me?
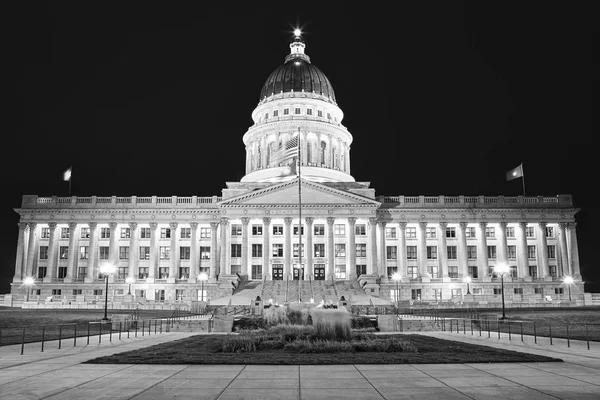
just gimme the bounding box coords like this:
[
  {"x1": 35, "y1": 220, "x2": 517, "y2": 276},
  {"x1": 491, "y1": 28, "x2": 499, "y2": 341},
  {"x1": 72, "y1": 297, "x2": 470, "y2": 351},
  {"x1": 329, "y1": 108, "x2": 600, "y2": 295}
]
[{"x1": 84, "y1": 333, "x2": 561, "y2": 365}]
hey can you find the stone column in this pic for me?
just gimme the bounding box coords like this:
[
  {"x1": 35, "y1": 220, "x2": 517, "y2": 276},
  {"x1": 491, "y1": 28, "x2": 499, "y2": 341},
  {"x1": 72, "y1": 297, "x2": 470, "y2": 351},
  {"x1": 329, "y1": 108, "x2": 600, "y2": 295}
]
[
  {"x1": 418, "y1": 222, "x2": 427, "y2": 277},
  {"x1": 567, "y1": 222, "x2": 581, "y2": 279},
  {"x1": 347, "y1": 217, "x2": 356, "y2": 279},
  {"x1": 46, "y1": 223, "x2": 58, "y2": 281},
  {"x1": 457, "y1": 222, "x2": 468, "y2": 278},
  {"x1": 245, "y1": 145, "x2": 251, "y2": 174},
  {"x1": 210, "y1": 222, "x2": 219, "y2": 280},
  {"x1": 516, "y1": 222, "x2": 530, "y2": 278},
  {"x1": 538, "y1": 222, "x2": 549, "y2": 278},
  {"x1": 241, "y1": 217, "x2": 250, "y2": 277},
  {"x1": 346, "y1": 144, "x2": 351, "y2": 174},
  {"x1": 65, "y1": 222, "x2": 78, "y2": 282},
  {"x1": 398, "y1": 222, "x2": 407, "y2": 278},
  {"x1": 148, "y1": 222, "x2": 158, "y2": 281},
  {"x1": 262, "y1": 217, "x2": 271, "y2": 280},
  {"x1": 438, "y1": 222, "x2": 448, "y2": 279},
  {"x1": 328, "y1": 134, "x2": 334, "y2": 168},
  {"x1": 378, "y1": 222, "x2": 387, "y2": 278},
  {"x1": 262, "y1": 135, "x2": 268, "y2": 169},
  {"x1": 336, "y1": 138, "x2": 342, "y2": 169},
  {"x1": 302, "y1": 131, "x2": 308, "y2": 165},
  {"x1": 219, "y1": 218, "x2": 228, "y2": 277},
  {"x1": 13, "y1": 223, "x2": 28, "y2": 282},
  {"x1": 189, "y1": 222, "x2": 198, "y2": 282},
  {"x1": 558, "y1": 222, "x2": 569, "y2": 276},
  {"x1": 304, "y1": 217, "x2": 314, "y2": 279},
  {"x1": 368, "y1": 217, "x2": 378, "y2": 275},
  {"x1": 326, "y1": 217, "x2": 335, "y2": 278},
  {"x1": 477, "y1": 222, "x2": 488, "y2": 278},
  {"x1": 497, "y1": 222, "x2": 509, "y2": 268},
  {"x1": 169, "y1": 222, "x2": 178, "y2": 280},
  {"x1": 25, "y1": 222, "x2": 37, "y2": 278},
  {"x1": 317, "y1": 133, "x2": 323, "y2": 166},
  {"x1": 108, "y1": 222, "x2": 118, "y2": 267},
  {"x1": 284, "y1": 217, "x2": 293, "y2": 278},
  {"x1": 85, "y1": 222, "x2": 98, "y2": 283},
  {"x1": 128, "y1": 222, "x2": 138, "y2": 279}
]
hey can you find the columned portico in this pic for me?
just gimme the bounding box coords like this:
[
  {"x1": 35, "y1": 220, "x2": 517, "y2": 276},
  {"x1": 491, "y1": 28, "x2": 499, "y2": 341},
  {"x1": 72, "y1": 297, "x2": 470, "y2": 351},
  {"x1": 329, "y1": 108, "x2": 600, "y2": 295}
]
[
  {"x1": 347, "y1": 217, "x2": 356, "y2": 279},
  {"x1": 517, "y1": 222, "x2": 529, "y2": 278},
  {"x1": 378, "y1": 222, "x2": 386, "y2": 278},
  {"x1": 169, "y1": 222, "x2": 178, "y2": 281},
  {"x1": 189, "y1": 222, "x2": 198, "y2": 282},
  {"x1": 538, "y1": 222, "x2": 549, "y2": 278},
  {"x1": 477, "y1": 222, "x2": 488, "y2": 278},
  {"x1": 567, "y1": 222, "x2": 581, "y2": 279},
  {"x1": 14, "y1": 223, "x2": 27, "y2": 282},
  {"x1": 127, "y1": 222, "x2": 138, "y2": 279},
  {"x1": 305, "y1": 217, "x2": 314, "y2": 280},
  {"x1": 326, "y1": 217, "x2": 335, "y2": 278},
  {"x1": 497, "y1": 222, "x2": 509, "y2": 268},
  {"x1": 284, "y1": 217, "x2": 293, "y2": 277},
  {"x1": 241, "y1": 217, "x2": 250, "y2": 277},
  {"x1": 558, "y1": 222, "x2": 569, "y2": 276},
  {"x1": 45, "y1": 223, "x2": 58, "y2": 282},
  {"x1": 262, "y1": 217, "x2": 271, "y2": 279},
  {"x1": 457, "y1": 222, "x2": 467, "y2": 277},
  {"x1": 25, "y1": 222, "x2": 37, "y2": 279},
  {"x1": 65, "y1": 222, "x2": 78, "y2": 282},
  {"x1": 210, "y1": 222, "x2": 219, "y2": 280},
  {"x1": 368, "y1": 217, "x2": 377, "y2": 275},
  {"x1": 219, "y1": 218, "x2": 228, "y2": 276},
  {"x1": 85, "y1": 222, "x2": 97, "y2": 283},
  {"x1": 417, "y1": 222, "x2": 427, "y2": 277},
  {"x1": 438, "y1": 222, "x2": 448, "y2": 279},
  {"x1": 398, "y1": 222, "x2": 407, "y2": 278}
]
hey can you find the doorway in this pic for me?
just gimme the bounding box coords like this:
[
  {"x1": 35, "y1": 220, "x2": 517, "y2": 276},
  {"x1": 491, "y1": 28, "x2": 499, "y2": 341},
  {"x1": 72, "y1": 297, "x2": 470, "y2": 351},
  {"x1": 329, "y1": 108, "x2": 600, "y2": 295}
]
[
  {"x1": 314, "y1": 265, "x2": 325, "y2": 280},
  {"x1": 272, "y1": 266, "x2": 283, "y2": 280}
]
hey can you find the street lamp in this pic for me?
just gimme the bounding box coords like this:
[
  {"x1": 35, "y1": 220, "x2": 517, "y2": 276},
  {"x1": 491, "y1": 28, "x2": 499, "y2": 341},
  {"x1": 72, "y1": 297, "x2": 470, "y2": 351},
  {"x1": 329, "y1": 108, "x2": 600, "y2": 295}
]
[
  {"x1": 125, "y1": 276, "x2": 135, "y2": 295},
  {"x1": 198, "y1": 272, "x2": 208, "y2": 302},
  {"x1": 563, "y1": 276, "x2": 574, "y2": 301},
  {"x1": 23, "y1": 276, "x2": 35, "y2": 302},
  {"x1": 99, "y1": 263, "x2": 116, "y2": 322},
  {"x1": 392, "y1": 272, "x2": 402, "y2": 310},
  {"x1": 463, "y1": 275, "x2": 472, "y2": 295},
  {"x1": 494, "y1": 263, "x2": 510, "y2": 320}
]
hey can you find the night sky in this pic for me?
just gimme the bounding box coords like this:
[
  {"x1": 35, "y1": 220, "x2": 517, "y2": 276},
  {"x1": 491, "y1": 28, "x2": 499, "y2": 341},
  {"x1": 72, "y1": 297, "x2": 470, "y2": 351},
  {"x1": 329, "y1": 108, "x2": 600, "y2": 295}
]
[{"x1": 3, "y1": 2, "x2": 595, "y2": 293}]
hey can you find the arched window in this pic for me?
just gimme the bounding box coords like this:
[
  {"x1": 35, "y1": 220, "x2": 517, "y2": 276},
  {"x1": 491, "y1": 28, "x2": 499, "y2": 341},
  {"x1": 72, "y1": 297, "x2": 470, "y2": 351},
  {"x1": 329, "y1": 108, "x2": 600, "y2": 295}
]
[{"x1": 320, "y1": 141, "x2": 327, "y2": 165}]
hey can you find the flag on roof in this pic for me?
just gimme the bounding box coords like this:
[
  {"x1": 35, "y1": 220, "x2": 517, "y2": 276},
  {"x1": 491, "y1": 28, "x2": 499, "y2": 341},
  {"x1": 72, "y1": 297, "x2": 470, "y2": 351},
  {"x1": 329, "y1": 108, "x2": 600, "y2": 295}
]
[
  {"x1": 269, "y1": 134, "x2": 299, "y2": 167},
  {"x1": 63, "y1": 166, "x2": 72, "y2": 182},
  {"x1": 506, "y1": 164, "x2": 523, "y2": 181}
]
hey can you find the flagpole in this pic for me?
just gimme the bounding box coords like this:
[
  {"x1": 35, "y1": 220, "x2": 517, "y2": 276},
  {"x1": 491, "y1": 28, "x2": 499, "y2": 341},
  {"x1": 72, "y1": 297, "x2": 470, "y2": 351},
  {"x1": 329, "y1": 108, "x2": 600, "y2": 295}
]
[
  {"x1": 521, "y1": 163, "x2": 526, "y2": 196},
  {"x1": 297, "y1": 127, "x2": 302, "y2": 300},
  {"x1": 68, "y1": 165, "x2": 72, "y2": 197}
]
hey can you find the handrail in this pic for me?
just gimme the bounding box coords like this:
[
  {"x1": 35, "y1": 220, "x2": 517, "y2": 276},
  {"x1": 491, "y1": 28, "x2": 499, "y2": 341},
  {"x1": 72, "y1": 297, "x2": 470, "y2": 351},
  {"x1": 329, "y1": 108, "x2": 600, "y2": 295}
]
[
  {"x1": 331, "y1": 275, "x2": 339, "y2": 297},
  {"x1": 285, "y1": 275, "x2": 289, "y2": 303},
  {"x1": 309, "y1": 275, "x2": 314, "y2": 301}
]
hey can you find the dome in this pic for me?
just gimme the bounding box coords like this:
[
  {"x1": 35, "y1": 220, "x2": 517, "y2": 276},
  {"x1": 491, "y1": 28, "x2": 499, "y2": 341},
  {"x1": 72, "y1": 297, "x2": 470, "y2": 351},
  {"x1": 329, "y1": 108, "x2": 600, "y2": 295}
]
[{"x1": 259, "y1": 36, "x2": 336, "y2": 103}]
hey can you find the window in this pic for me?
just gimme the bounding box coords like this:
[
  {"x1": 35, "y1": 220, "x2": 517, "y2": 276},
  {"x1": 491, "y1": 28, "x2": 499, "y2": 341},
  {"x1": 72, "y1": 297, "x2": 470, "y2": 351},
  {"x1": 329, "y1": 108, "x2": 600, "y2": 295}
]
[
  {"x1": 155, "y1": 289, "x2": 166, "y2": 300},
  {"x1": 200, "y1": 228, "x2": 211, "y2": 239},
  {"x1": 58, "y1": 266, "x2": 67, "y2": 279},
  {"x1": 407, "y1": 266, "x2": 418, "y2": 279},
  {"x1": 334, "y1": 224, "x2": 345, "y2": 235},
  {"x1": 231, "y1": 244, "x2": 242, "y2": 257},
  {"x1": 52, "y1": 289, "x2": 62, "y2": 296},
  {"x1": 252, "y1": 244, "x2": 262, "y2": 257},
  {"x1": 355, "y1": 224, "x2": 366, "y2": 235},
  {"x1": 451, "y1": 288, "x2": 462, "y2": 297},
  {"x1": 411, "y1": 289, "x2": 422, "y2": 301},
  {"x1": 529, "y1": 265, "x2": 538, "y2": 278},
  {"x1": 121, "y1": 228, "x2": 130, "y2": 239},
  {"x1": 433, "y1": 288, "x2": 442, "y2": 301},
  {"x1": 307, "y1": 108, "x2": 313, "y2": 115},
  {"x1": 252, "y1": 225, "x2": 263, "y2": 236},
  {"x1": 385, "y1": 227, "x2": 396, "y2": 239},
  {"x1": 406, "y1": 227, "x2": 416, "y2": 239},
  {"x1": 283, "y1": 108, "x2": 289, "y2": 115},
  {"x1": 335, "y1": 244, "x2": 346, "y2": 257},
  {"x1": 356, "y1": 265, "x2": 367, "y2": 277},
  {"x1": 175, "y1": 289, "x2": 185, "y2": 301},
  {"x1": 80, "y1": 227, "x2": 90, "y2": 239},
  {"x1": 264, "y1": 112, "x2": 268, "y2": 120},
  {"x1": 59, "y1": 246, "x2": 69, "y2": 259},
  {"x1": 180, "y1": 246, "x2": 190, "y2": 260},
  {"x1": 139, "y1": 246, "x2": 150, "y2": 260},
  {"x1": 180, "y1": 228, "x2": 191, "y2": 239},
  {"x1": 545, "y1": 226, "x2": 555, "y2": 238},
  {"x1": 472, "y1": 288, "x2": 482, "y2": 295},
  {"x1": 79, "y1": 246, "x2": 89, "y2": 260},
  {"x1": 138, "y1": 267, "x2": 149, "y2": 279},
  {"x1": 99, "y1": 246, "x2": 109, "y2": 260},
  {"x1": 426, "y1": 227, "x2": 436, "y2": 239},
  {"x1": 273, "y1": 110, "x2": 279, "y2": 117},
  {"x1": 119, "y1": 246, "x2": 129, "y2": 260},
  {"x1": 41, "y1": 227, "x2": 50, "y2": 239},
  {"x1": 179, "y1": 267, "x2": 189, "y2": 279},
  {"x1": 406, "y1": 246, "x2": 417, "y2": 259},
  {"x1": 293, "y1": 225, "x2": 305, "y2": 235},
  {"x1": 534, "y1": 287, "x2": 544, "y2": 294},
  {"x1": 526, "y1": 226, "x2": 535, "y2": 238},
  {"x1": 314, "y1": 244, "x2": 325, "y2": 257},
  {"x1": 200, "y1": 246, "x2": 210, "y2": 259},
  {"x1": 159, "y1": 246, "x2": 170, "y2": 260},
  {"x1": 465, "y1": 227, "x2": 476, "y2": 238},
  {"x1": 159, "y1": 267, "x2": 169, "y2": 279},
  {"x1": 547, "y1": 245, "x2": 556, "y2": 259},
  {"x1": 555, "y1": 288, "x2": 564, "y2": 294},
  {"x1": 467, "y1": 246, "x2": 477, "y2": 259},
  {"x1": 252, "y1": 265, "x2": 262, "y2": 280},
  {"x1": 428, "y1": 266, "x2": 439, "y2": 279},
  {"x1": 140, "y1": 228, "x2": 151, "y2": 239},
  {"x1": 294, "y1": 107, "x2": 301, "y2": 114},
  {"x1": 508, "y1": 245, "x2": 517, "y2": 259},
  {"x1": 468, "y1": 266, "x2": 478, "y2": 279},
  {"x1": 448, "y1": 266, "x2": 458, "y2": 278},
  {"x1": 293, "y1": 244, "x2": 305, "y2": 257},
  {"x1": 356, "y1": 243, "x2": 366, "y2": 257},
  {"x1": 160, "y1": 228, "x2": 171, "y2": 239},
  {"x1": 314, "y1": 224, "x2": 325, "y2": 235},
  {"x1": 327, "y1": 112, "x2": 331, "y2": 120},
  {"x1": 487, "y1": 245, "x2": 497, "y2": 259},
  {"x1": 486, "y1": 227, "x2": 495, "y2": 238},
  {"x1": 493, "y1": 288, "x2": 502, "y2": 295},
  {"x1": 387, "y1": 266, "x2": 398, "y2": 279},
  {"x1": 61, "y1": 227, "x2": 70, "y2": 239},
  {"x1": 94, "y1": 289, "x2": 103, "y2": 296},
  {"x1": 39, "y1": 246, "x2": 48, "y2": 260},
  {"x1": 506, "y1": 226, "x2": 515, "y2": 238},
  {"x1": 73, "y1": 289, "x2": 82, "y2": 296},
  {"x1": 446, "y1": 227, "x2": 456, "y2": 238},
  {"x1": 318, "y1": 110, "x2": 323, "y2": 117},
  {"x1": 514, "y1": 288, "x2": 524, "y2": 295},
  {"x1": 38, "y1": 266, "x2": 47, "y2": 279},
  {"x1": 100, "y1": 228, "x2": 110, "y2": 239},
  {"x1": 231, "y1": 224, "x2": 242, "y2": 236},
  {"x1": 427, "y1": 246, "x2": 437, "y2": 260},
  {"x1": 510, "y1": 265, "x2": 518, "y2": 278},
  {"x1": 386, "y1": 246, "x2": 397, "y2": 260},
  {"x1": 447, "y1": 246, "x2": 457, "y2": 260},
  {"x1": 527, "y1": 245, "x2": 536, "y2": 259},
  {"x1": 335, "y1": 264, "x2": 346, "y2": 279},
  {"x1": 273, "y1": 225, "x2": 283, "y2": 235},
  {"x1": 272, "y1": 244, "x2": 283, "y2": 257}
]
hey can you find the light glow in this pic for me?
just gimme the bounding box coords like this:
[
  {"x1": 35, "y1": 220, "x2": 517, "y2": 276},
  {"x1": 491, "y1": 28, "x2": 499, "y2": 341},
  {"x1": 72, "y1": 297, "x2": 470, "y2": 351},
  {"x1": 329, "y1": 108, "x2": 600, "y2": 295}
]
[
  {"x1": 198, "y1": 272, "x2": 209, "y2": 282},
  {"x1": 494, "y1": 263, "x2": 510, "y2": 275},
  {"x1": 563, "y1": 276, "x2": 574, "y2": 285},
  {"x1": 463, "y1": 276, "x2": 472, "y2": 284},
  {"x1": 294, "y1": 28, "x2": 301, "y2": 37},
  {"x1": 99, "y1": 263, "x2": 116, "y2": 275},
  {"x1": 392, "y1": 272, "x2": 402, "y2": 281},
  {"x1": 125, "y1": 276, "x2": 135, "y2": 284},
  {"x1": 23, "y1": 276, "x2": 35, "y2": 286}
]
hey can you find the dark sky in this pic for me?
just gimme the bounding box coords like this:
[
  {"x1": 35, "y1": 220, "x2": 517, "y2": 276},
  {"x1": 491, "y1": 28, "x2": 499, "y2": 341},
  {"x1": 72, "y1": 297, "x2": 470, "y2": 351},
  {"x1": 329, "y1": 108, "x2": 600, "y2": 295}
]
[{"x1": 3, "y1": 2, "x2": 595, "y2": 293}]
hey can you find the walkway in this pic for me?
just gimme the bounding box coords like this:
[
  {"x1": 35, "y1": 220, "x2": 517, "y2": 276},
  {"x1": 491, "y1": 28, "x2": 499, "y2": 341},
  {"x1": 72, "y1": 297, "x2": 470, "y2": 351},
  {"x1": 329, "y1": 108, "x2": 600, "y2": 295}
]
[{"x1": 0, "y1": 330, "x2": 599, "y2": 399}]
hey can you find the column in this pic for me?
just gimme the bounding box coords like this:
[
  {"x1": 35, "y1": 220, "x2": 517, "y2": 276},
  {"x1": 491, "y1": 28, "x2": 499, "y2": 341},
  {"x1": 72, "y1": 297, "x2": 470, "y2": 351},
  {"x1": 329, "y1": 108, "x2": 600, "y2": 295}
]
[
  {"x1": 245, "y1": 146, "x2": 251, "y2": 174},
  {"x1": 328, "y1": 134, "x2": 334, "y2": 168},
  {"x1": 567, "y1": 222, "x2": 581, "y2": 279},
  {"x1": 538, "y1": 222, "x2": 549, "y2": 278},
  {"x1": 457, "y1": 222, "x2": 468, "y2": 277},
  {"x1": 516, "y1": 222, "x2": 529, "y2": 278},
  {"x1": 148, "y1": 222, "x2": 158, "y2": 281},
  {"x1": 378, "y1": 222, "x2": 387, "y2": 278},
  {"x1": 347, "y1": 217, "x2": 356, "y2": 279},
  {"x1": 438, "y1": 222, "x2": 448, "y2": 278},
  {"x1": 262, "y1": 217, "x2": 271, "y2": 280},
  {"x1": 262, "y1": 135, "x2": 268, "y2": 169},
  {"x1": 418, "y1": 222, "x2": 427, "y2": 277},
  {"x1": 368, "y1": 217, "x2": 377, "y2": 275},
  {"x1": 558, "y1": 222, "x2": 569, "y2": 276},
  {"x1": 25, "y1": 222, "x2": 37, "y2": 278},
  {"x1": 108, "y1": 222, "x2": 118, "y2": 267},
  {"x1": 85, "y1": 222, "x2": 98, "y2": 283},
  {"x1": 336, "y1": 138, "x2": 342, "y2": 169},
  {"x1": 497, "y1": 222, "x2": 509, "y2": 268},
  {"x1": 219, "y1": 218, "x2": 228, "y2": 277},
  {"x1": 241, "y1": 217, "x2": 250, "y2": 277},
  {"x1": 477, "y1": 222, "x2": 488, "y2": 278},
  {"x1": 128, "y1": 222, "x2": 138, "y2": 279},
  {"x1": 13, "y1": 223, "x2": 28, "y2": 282},
  {"x1": 346, "y1": 144, "x2": 351, "y2": 174},
  {"x1": 210, "y1": 222, "x2": 219, "y2": 280},
  {"x1": 65, "y1": 222, "x2": 78, "y2": 281},
  {"x1": 302, "y1": 131, "x2": 308, "y2": 165},
  {"x1": 189, "y1": 222, "x2": 198, "y2": 282},
  {"x1": 169, "y1": 222, "x2": 178, "y2": 279},
  {"x1": 398, "y1": 222, "x2": 407, "y2": 278},
  {"x1": 326, "y1": 217, "x2": 336, "y2": 278},
  {"x1": 317, "y1": 133, "x2": 322, "y2": 166},
  {"x1": 284, "y1": 217, "x2": 293, "y2": 278}
]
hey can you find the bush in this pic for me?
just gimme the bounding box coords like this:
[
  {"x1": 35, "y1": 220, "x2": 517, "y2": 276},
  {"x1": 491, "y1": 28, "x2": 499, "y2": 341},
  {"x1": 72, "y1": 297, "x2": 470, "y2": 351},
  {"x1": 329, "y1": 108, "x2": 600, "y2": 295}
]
[
  {"x1": 284, "y1": 339, "x2": 354, "y2": 353},
  {"x1": 310, "y1": 308, "x2": 352, "y2": 341},
  {"x1": 259, "y1": 339, "x2": 285, "y2": 350},
  {"x1": 268, "y1": 324, "x2": 316, "y2": 342},
  {"x1": 221, "y1": 334, "x2": 257, "y2": 353},
  {"x1": 233, "y1": 317, "x2": 267, "y2": 331},
  {"x1": 264, "y1": 305, "x2": 288, "y2": 326},
  {"x1": 353, "y1": 338, "x2": 418, "y2": 353},
  {"x1": 351, "y1": 317, "x2": 377, "y2": 330}
]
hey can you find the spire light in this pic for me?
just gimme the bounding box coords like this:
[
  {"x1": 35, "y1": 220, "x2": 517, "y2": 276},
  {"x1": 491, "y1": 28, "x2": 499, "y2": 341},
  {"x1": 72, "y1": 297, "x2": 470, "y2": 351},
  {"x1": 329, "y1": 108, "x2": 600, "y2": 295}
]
[{"x1": 294, "y1": 28, "x2": 301, "y2": 37}]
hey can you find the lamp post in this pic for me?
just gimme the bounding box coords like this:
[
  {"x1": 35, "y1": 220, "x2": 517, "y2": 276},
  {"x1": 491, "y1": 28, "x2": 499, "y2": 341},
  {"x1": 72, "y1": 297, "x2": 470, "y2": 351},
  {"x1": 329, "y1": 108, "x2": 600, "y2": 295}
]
[
  {"x1": 463, "y1": 276, "x2": 472, "y2": 295},
  {"x1": 494, "y1": 263, "x2": 510, "y2": 320},
  {"x1": 23, "y1": 276, "x2": 35, "y2": 302},
  {"x1": 563, "y1": 276, "x2": 574, "y2": 301},
  {"x1": 198, "y1": 272, "x2": 208, "y2": 302},
  {"x1": 392, "y1": 272, "x2": 402, "y2": 311},
  {"x1": 99, "y1": 263, "x2": 116, "y2": 322},
  {"x1": 125, "y1": 276, "x2": 135, "y2": 295}
]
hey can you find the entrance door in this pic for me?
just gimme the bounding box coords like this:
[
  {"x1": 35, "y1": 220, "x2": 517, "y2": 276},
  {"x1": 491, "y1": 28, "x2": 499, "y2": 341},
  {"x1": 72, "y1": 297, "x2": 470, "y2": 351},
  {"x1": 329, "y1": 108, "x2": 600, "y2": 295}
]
[
  {"x1": 314, "y1": 265, "x2": 325, "y2": 280},
  {"x1": 356, "y1": 265, "x2": 367, "y2": 278},
  {"x1": 293, "y1": 267, "x2": 304, "y2": 280},
  {"x1": 272, "y1": 266, "x2": 283, "y2": 280}
]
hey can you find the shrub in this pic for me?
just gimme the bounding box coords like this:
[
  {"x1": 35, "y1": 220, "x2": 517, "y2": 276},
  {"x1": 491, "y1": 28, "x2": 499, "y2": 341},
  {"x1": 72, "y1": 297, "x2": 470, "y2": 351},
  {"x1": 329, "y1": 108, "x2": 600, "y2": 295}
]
[
  {"x1": 284, "y1": 339, "x2": 354, "y2": 353},
  {"x1": 352, "y1": 338, "x2": 418, "y2": 353},
  {"x1": 259, "y1": 339, "x2": 285, "y2": 350},
  {"x1": 264, "y1": 305, "x2": 288, "y2": 326},
  {"x1": 268, "y1": 324, "x2": 316, "y2": 342},
  {"x1": 351, "y1": 317, "x2": 377, "y2": 330},
  {"x1": 221, "y1": 334, "x2": 257, "y2": 353},
  {"x1": 233, "y1": 317, "x2": 267, "y2": 331},
  {"x1": 310, "y1": 308, "x2": 352, "y2": 341}
]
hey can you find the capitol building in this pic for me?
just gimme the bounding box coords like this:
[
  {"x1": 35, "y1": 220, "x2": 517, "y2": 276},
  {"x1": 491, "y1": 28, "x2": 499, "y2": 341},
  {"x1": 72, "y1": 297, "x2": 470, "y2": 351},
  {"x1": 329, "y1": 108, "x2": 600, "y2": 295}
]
[{"x1": 10, "y1": 32, "x2": 584, "y2": 306}]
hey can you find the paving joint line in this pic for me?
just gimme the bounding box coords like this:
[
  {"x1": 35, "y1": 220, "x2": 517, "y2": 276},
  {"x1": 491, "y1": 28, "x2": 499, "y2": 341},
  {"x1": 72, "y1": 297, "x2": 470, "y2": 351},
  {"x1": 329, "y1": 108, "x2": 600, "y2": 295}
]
[
  {"x1": 214, "y1": 364, "x2": 247, "y2": 400},
  {"x1": 410, "y1": 363, "x2": 477, "y2": 400},
  {"x1": 351, "y1": 364, "x2": 389, "y2": 400}
]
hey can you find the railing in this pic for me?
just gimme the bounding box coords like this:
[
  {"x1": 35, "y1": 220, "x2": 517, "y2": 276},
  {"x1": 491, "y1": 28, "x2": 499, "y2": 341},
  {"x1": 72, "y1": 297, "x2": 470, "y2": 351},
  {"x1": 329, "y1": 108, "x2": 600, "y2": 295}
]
[
  {"x1": 378, "y1": 195, "x2": 570, "y2": 208},
  {"x1": 26, "y1": 195, "x2": 222, "y2": 208}
]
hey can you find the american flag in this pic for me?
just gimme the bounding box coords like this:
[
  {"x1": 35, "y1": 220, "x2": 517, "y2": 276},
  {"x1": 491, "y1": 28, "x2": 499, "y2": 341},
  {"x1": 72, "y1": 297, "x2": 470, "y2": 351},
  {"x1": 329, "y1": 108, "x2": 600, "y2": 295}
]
[{"x1": 269, "y1": 134, "x2": 299, "y2": 168}]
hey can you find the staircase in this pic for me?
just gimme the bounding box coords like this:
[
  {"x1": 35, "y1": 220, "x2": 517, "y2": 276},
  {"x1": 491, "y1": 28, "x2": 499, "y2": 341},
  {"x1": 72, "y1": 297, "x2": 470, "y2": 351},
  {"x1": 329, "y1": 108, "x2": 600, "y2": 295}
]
[
  {"x1": 233, "y1": 280, "x2": 262, "y2": 301},
  {"x1": 311, "y1": 280, "x2": 338, "y2": 303},
  {"x1": 336, "y1": 279, "x2": 367, "y2": 300},
  {"x1": 261, "y1": 280, "x2": 287, "y2": 304}
]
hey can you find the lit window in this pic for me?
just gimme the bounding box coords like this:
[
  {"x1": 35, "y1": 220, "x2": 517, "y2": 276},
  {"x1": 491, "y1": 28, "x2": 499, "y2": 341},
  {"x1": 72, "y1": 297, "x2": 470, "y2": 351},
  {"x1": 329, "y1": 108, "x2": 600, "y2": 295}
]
[
  {"x1": 335, "y1": 244, "x2": 346, "y2": 257},
  {"x1": 465, "y1": 227, "x2": 476, "y2": 238},
  {"x1": 273, "y1": 225, "x2": 283, "y2": 235},
  {"x1": 80, "y1": 228, "x2": 90, "y2": 239},
  {"x1": 231, "y1": 224, "x2": 242, "y2": 236},
  {"x1": 79, "y1": 246, "x2": 89, "y2": 260},
  {"x1": 314, "y1": 224, "x2": 325, "y2": 236},
  {"x1": 159, "y1": 246, "x2": 170, "y2": 260},
  {"x1": 293, "y1": 225, "x2": 305, "y2": 235},
  {"x1": 506, "y1": 227, "x2": 515, "y2": 238},
  {"x1": 160, "y1": 228, "x2": 171, "y2": 239},
  {"x1": 272, "y1": 244, "x2": 283, "y2": 257},
  {"x1": 200, "y1": 228, "x2": 211, "y2": 239},
  {"x1": 427, "y1": 246, "x2": 437, "y2": 259},
  {"x1": 385, "y1": 227, "x2": 396, "y2": 239},
  {"x1": 293, "y1": 244, "x2": 305, "y2": 257},
  {"x1": 426, "y1": 227, "x2": 436, "y2": 239},
  {"x1": 314, "y1": 244, "x2": 325, "y2": 257},
  {"x1": 139, "y1": 246, "x2": 150, "y2": 260},
  {"x1": 486, "y1": 227, "x2": 495, "y2": 238},
  {"x1": 180, "y1": 228, "x2": 191, "y2": 239},
  {"x1": 252, "y1": 225, "x2": 263, "y2": 236},
  {"x1": 121, "y1": 228, "x2": 130, "y2": 239},
  {"x1": 406, "y1": 227, "x2": 416, "y2": 239},
  {"x1": 41, "y1": 227, "x2": 50, "y2": 239},
  {"x1": 200, "y1": 246, "x2": 210, "y2": 259},
  {"x1": 545, "y1": 226, "x2": 555, "y2": 238},
  {"x1": 61, "y1": 228, "x2": 70, "y2": 239},
  {"x1": 526, "y1": 226, "x2": 535, "y2": 238},
  {"x1": 334, "y1": 224, "x2": 345, "y2": 235}
]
